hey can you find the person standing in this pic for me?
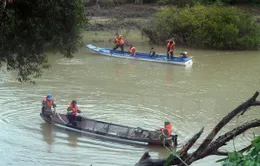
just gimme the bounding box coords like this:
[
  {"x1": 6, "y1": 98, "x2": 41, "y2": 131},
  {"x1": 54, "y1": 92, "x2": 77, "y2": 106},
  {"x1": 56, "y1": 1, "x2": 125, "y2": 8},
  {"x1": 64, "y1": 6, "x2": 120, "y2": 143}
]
[
  {"x1": 166, "y1": 38, "x2": 175, "y2": 59},
  {"x1": 112, "y1": 34, "x2": 125, "y2": 53}
]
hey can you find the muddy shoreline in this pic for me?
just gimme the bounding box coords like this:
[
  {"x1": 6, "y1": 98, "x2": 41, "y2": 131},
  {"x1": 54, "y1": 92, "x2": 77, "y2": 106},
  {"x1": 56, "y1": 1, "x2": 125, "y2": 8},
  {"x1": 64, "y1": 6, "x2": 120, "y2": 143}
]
[
  {"x1": 86, "y1": 4, "x2": 162, "y2": 31},
  {"x1": 86, "y1": 4, "x2": 162, "y2": 18},
  {"x1": 86, "y1": 4, "x2": 260, "y2": 31}
]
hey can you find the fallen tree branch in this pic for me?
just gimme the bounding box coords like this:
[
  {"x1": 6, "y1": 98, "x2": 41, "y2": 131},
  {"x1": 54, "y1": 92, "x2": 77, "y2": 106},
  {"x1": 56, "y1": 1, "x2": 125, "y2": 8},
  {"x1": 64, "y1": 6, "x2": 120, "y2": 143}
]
[
  {"x1": 201, "y1": 119, "x2": 260, "y2": 158},
  {"x1": 178, "y1": 127, "x2": 204, "y2": 156},
  {"x1": 183, "y1": 91, "x2": 260, "y2": 165},
  {"x1": 212, "y1": 143, "x2": 253, "y2": 156},
  {"x1": 135, "y1": 91, "x2": 260, "y2": 166},
  {"x1": 213, "y1": 151, "x2": 228, "y2": 156}
]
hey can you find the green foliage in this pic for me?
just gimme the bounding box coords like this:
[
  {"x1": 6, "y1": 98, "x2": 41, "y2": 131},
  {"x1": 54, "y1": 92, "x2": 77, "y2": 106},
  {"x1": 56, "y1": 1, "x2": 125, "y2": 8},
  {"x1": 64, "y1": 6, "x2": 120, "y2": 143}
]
[
  {"x1": 164, "y1": 153, "x2": 174, "y2": 166},
  {"x1": 193, "y1": 0, "x2": 232, "y2": 5},
  {"x1": 218, "y1": 136, "x2": 260, "y2": 166},
  {"x1": 157, "y1": 0, "x2": 194, "y2": 7},
  {"x1": 157, "y1": 0, "x2": 259, "y2": 5},
  {"x1": 0, "y1": 0, "x2": 87, "y2": 82},
  {"x1": 141, "y1": 4, "x2": 260, "y2": 50},
  {"x1": 249, "y1": 0, "x2": 260, "y2": 6}
]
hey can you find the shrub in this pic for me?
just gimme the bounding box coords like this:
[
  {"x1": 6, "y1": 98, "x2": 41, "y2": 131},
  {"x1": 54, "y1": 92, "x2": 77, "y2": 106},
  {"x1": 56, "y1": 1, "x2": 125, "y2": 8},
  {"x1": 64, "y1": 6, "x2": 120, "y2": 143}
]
[
  {"x1": 141, "y1": 4, "x2": 260, "y2": 50},
  {"x1": 218, "y1": 136, "x2": 260, "y2": 166}
]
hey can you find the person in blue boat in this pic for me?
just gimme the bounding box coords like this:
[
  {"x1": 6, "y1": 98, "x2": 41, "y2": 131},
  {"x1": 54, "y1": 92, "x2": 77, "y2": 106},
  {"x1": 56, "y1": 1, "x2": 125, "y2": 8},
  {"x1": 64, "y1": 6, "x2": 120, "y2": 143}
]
[
  {"x1": 166, "y1": 38, "x2": 175, "y2": 59},
  {"x1": 149, "y1": 47, "x2": 156, "y2": 57},
  {"x1": 67, "y1": 100, "x2": 82, "y2": 126},
  {"x1": 180, "y1": 52, "x2": 188, "y2": 58},
  {"x1": 129, "y1": 44, "x2": 136, "y2": 56},
  {"x1": 112, "y1": 34, "x2": 125, "y2": 53},
  {"x1": 42, "y1": 94, "x2": 56, "y2": 116}
]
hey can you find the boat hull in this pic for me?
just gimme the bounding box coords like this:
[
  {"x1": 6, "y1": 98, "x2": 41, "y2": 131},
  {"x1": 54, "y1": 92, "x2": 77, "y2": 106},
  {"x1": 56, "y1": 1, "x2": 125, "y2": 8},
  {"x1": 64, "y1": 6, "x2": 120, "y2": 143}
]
[
  {"x1": 86, "y1": 44, "x2": 193, "y2": 67},
  {"x1": 40, "y1": 112, "x2": 177, "y2": 147}
]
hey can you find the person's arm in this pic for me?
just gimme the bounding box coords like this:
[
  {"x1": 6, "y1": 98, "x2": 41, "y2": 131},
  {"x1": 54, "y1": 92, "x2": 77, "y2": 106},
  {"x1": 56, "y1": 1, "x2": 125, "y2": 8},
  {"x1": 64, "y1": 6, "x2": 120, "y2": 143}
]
[
  {"x1": 53, "y1": 101, "x2": 56, "y2": 108},
  {"x1": 67, "y1": 107, "x2": 72, "y2": 112}
]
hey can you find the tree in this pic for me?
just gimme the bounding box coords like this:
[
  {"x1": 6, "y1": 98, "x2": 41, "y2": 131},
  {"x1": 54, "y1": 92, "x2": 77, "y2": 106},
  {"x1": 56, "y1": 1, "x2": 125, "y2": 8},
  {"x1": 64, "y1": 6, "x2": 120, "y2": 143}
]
[
  {"x1": 135, "y1": 91, "x2": 260, "y2": 166},
  {"x1": 0, "y1": 0, "x2": 87, "y2": 82}
]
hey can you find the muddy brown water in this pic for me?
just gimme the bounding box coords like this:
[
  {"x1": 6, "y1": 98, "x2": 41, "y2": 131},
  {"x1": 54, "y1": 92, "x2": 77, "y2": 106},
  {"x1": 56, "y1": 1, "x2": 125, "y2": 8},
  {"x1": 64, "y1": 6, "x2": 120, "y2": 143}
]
[{"x1": 0, "y1": 34, "x2": 260, "y2": 166}]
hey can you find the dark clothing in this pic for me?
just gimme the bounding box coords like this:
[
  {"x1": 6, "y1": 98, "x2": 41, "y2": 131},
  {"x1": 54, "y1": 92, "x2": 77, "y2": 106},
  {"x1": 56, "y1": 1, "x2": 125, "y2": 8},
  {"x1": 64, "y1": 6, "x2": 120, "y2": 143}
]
[
  {"x1": 149, "y1": 51, "x2": 156, "y2": 57},
  {"x1": 169, "y1": 52, "x2": 173, "y2": 59},
  {"x1": 167, "y1": 47, "x2": 170, "y2": 58},
  {"x1": 113, "y1": 44, "x2": 124, "y2": 53},
  {"x1": 67, "y1": 113, "x2": 82, "y2": 126},
  {"x1": 41, "y1": 109, "x2": 53, "y2": 118}
]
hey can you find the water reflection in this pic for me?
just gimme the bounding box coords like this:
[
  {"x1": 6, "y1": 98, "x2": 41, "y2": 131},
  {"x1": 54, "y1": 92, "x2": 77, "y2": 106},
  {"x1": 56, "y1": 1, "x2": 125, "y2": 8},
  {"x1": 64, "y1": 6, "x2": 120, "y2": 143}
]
[
  {"x1": 165, "y1": 66, "x2": 174, "y2": 86},
  {"x1": 115, "y1": 63, "x2": 123, "y2": 78},
  {"x1": 67, "y1": 130, "x2": 81, "y2": 147},
  {"x1": 40, "y1": 123, "x2": 55, "y2": 152}
]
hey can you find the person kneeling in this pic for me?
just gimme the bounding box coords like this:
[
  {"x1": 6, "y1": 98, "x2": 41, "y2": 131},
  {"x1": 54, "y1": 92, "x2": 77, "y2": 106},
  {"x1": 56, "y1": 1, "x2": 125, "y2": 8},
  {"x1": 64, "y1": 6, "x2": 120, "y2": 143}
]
[
  {"x1": 67, "y1": 100, "x2": 81, "y2": 126},
  {"x1": 180, "y1": 52, "x2": 188, "y2": 58},
  {"x1": 129, "y1": 44, "x2": 136, "y2": 56}
]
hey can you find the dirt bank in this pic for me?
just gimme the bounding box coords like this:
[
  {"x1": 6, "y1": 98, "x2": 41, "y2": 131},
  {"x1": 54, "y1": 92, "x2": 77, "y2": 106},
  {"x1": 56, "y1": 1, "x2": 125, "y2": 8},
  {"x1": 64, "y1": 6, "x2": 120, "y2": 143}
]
[
  {"x1": 86, "y1": 4, "x2": 161, "y2": 18},
  {"x1": 86, "y1": 4, "x2": 260, "y2": 31}
]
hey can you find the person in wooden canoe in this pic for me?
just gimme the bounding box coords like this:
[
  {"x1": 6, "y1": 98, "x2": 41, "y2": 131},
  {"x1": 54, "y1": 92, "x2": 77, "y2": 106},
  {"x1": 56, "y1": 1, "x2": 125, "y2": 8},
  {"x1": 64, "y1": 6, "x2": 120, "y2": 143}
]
[
  {"x1": 129, "y1": 44, "x2": 136, "y2": 56},
  {"x1": 160, "y1": 121, "x2": 173, "y2": 137},
  {"x1": 42, "y1": 94, "x2": 56, "y2": 116},
  {"x1": 166, "y1": 38, "x2": 175, "y2": 59},
  {"x1": 112, "y1": 34, "x2": 125, "y2": 53},
  {"x1": 67, "y1": 100, "x2": 82, "y2": 126}
]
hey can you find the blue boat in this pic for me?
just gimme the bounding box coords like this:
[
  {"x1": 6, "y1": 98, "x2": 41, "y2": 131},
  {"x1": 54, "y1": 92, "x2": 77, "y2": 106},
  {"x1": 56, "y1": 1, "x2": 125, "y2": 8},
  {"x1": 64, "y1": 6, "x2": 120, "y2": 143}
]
[{"x1": 86, "y1": 44, "x2": 193, "y2": 67}]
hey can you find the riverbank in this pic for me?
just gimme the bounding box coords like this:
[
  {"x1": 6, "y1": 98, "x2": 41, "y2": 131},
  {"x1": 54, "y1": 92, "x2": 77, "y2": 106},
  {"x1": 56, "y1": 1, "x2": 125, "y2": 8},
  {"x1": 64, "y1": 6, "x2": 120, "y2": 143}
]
[
  {"x1": 86, "y1": 4, "x2": 161, "y2": 31},
  {"x1": 86, "y1": 4, "x2": 260, "y2": 31}
]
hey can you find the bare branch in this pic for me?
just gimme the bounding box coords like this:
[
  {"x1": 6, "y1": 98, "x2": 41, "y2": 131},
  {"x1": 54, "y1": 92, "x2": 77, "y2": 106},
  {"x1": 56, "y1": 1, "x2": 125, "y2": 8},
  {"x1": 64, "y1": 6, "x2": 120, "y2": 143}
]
[
  {"x1": 213, "y1": 151, "x2": 228, "y2": 156},
  {"x1": 239, "y1": 144, "x2": 252, "y2": 153},
  {"x1": 178, "y1": 127, "x2": 204, "y2": 156},
  {"x1": 194, "y1": 91, "x2": 259, "y2": 155},
  {"x1": 201, "y1": 119, "x2": 260, "y2": 157},
  {"x1": 212, "y1": 144, "x2": 253, "y2": 156}
]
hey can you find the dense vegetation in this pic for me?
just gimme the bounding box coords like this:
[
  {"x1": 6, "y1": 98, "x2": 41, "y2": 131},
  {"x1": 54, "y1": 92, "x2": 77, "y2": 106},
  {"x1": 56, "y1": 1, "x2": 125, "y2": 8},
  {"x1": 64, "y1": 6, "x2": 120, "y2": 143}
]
[
  {"x1": 0, "y1": 0, "x2": 87, "y2": 82},
  {"x1": 140, "y1": 4, "x2": 260, "y2": 50},
  {"x1": 85, "y1": 0, "x2": 260, "y2": 6},
  {"x1": 219, "y1": 136, "x2": 260, "y2": 166},
  {"x1": 156, "y1": 0, "x2": 260, "y2": 6}
]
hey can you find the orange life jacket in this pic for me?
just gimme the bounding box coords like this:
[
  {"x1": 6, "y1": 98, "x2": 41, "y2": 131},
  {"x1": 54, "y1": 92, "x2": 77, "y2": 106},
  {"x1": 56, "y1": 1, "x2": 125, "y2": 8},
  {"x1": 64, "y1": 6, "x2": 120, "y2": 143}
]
[
  {"x1": 167, "y1": 42, "x2": 171, "y2": 48},
  {"x1": 161, "y1": 124, "x2": 173, "y2": 136},
  {"x1": 42, "y1": 98, "x2": 53, "y2": 108},
  {"x1": 129, "y1": 46, "x2": 136, "y2": 55},
  {"x1": 68, "y1": 102, "x2": 78, "y2": 115},
  {"x1": 115, "y1": 36, "x2": 124, "y2": 45}
]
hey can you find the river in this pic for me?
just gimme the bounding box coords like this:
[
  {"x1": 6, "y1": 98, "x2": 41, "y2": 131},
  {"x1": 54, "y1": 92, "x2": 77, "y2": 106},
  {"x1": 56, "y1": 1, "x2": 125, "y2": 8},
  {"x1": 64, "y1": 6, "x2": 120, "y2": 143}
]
[{"x1": 0, "y1": 31, "x2": 260, "y2": 166}]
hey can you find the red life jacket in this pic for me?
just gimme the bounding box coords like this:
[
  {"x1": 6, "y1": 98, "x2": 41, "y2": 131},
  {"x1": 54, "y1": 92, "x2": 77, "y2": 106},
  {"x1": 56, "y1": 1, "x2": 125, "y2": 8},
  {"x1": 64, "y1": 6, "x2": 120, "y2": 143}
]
[
  {"x1": 169, "y1": 42, "x2": 175, "y2": 53},
  {"x1": 42, "y1": 98, "x2": 54, "y2": 109},
  {"x1": 167, "y1": 41, "x2": 171, "y2": 48},
  {"x1": 68, "y1": 102, "x2": 78, "y2": 115},
  {"x1": 115, "y1": 36, "x2": 124, "y2": 45},
  {"x1": 161, "y1": 124, "x2": 173, "y2": 136}
]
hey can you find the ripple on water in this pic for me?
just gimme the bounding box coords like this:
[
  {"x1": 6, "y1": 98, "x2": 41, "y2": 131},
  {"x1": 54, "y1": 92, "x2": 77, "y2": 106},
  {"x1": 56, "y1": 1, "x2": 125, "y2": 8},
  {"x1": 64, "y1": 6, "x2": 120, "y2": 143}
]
[{"x1": 56, "y1": 58, "x2": 85, "y2": 65}]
